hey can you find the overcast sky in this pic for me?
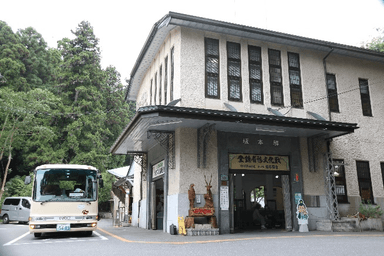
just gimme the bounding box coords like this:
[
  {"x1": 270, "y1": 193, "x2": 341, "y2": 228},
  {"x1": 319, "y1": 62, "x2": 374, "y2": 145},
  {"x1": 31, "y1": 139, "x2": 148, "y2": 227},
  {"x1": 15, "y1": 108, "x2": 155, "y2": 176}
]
[{"x1": 2, "y1": 0, "x2": 384, "y2": 83}]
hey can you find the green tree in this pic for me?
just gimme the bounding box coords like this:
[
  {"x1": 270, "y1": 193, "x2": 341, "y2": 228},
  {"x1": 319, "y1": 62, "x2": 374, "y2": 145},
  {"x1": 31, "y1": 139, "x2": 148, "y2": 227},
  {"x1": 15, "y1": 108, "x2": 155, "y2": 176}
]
[
  {"x1": 0, "y1": 21, "x2": 29, "y2": 91},
  {"x1": 365, "y1": 28, "x2": 384, "y2": 52},
  {"x1": 0, "y1": 87, "x2": 60, "y2": 200},
  {"x1": 17, "y1": 27, "x2": 59, "y2": 89}
]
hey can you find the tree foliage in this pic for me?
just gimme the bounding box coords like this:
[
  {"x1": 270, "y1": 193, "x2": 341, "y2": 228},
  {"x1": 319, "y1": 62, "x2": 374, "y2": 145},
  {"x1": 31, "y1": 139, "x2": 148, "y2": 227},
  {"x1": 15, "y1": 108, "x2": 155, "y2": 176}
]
[
  {"x1": 365, "y1": 28, "x2": 384, "y2": 53},
  {"x1": 0, "y1": 20, "x2": 134, "y2": 204}
]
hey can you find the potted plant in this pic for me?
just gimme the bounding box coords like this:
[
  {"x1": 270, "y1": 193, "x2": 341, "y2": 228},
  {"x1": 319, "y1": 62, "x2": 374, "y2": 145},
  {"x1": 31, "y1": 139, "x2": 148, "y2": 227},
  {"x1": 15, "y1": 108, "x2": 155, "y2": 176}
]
[{"x1": 356, "y1": 201, "x2": 383, "y2": 231}]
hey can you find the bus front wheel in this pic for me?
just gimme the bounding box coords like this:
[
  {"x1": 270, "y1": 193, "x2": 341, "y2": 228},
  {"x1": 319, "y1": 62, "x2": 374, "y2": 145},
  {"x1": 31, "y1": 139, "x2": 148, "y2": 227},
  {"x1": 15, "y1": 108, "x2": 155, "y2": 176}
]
[
  {"x1": 34, "y1": 233, "x2": 42, "y2": 238},
  {"x1": 84, "y1": 231, "x2": 93, "y2": 236}
]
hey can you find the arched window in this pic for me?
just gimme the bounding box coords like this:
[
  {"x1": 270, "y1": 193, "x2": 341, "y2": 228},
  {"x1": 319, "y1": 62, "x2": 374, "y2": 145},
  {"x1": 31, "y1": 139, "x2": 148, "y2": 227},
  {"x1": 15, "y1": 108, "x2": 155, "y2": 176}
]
[{"x1": 250, "y1": 186, "x2": 265, "y2": 207}]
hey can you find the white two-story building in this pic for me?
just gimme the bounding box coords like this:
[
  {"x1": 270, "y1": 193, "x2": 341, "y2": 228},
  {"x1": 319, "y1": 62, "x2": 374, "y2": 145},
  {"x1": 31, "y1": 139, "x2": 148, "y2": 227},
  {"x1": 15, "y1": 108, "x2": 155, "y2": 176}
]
[{"x1": 110, "y1": 12, "x2": 384, "y2": 234}]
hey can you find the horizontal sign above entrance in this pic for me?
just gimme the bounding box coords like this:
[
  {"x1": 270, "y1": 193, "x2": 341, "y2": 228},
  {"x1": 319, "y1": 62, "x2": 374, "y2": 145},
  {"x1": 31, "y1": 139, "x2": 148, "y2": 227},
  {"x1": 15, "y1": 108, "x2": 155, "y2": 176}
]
[{"x1": 229, "y1": 154, "x2": 290, "y2": 171}]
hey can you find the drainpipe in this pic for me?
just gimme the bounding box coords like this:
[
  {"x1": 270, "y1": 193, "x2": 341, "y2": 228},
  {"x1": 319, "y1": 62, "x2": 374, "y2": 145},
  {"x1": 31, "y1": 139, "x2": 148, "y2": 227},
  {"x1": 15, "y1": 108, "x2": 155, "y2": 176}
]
[{"x1": 323, "y1": 48, "x2": 334, "y2": 121}]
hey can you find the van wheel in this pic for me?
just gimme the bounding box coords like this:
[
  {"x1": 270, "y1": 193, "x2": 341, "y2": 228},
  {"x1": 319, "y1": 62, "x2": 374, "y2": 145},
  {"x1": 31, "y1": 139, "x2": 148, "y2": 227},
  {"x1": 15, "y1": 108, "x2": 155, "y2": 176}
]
[
  {"x1": 2, "y1": 215, "x2": 9, "y2": 224},
  {"x1": 34, "y1": 233, "x2": 42, "y2": 238}
]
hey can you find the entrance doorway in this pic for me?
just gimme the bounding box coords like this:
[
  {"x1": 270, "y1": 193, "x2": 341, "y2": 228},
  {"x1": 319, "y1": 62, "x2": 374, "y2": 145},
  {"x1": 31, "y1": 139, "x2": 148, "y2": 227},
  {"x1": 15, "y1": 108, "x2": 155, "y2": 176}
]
[
  {"x1": 232, "y1": 173, "x2": 286, "y2": 231},
  {"x1": 151, "y1": 178, "x2": 164, "y2": 230}
]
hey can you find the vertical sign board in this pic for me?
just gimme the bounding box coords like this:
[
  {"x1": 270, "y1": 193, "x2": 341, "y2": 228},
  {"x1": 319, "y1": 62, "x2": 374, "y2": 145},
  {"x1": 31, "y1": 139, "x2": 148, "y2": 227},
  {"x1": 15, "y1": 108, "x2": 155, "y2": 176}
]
[{"x1": 220, "y1": 186, "x2": 229, "y2": 210}]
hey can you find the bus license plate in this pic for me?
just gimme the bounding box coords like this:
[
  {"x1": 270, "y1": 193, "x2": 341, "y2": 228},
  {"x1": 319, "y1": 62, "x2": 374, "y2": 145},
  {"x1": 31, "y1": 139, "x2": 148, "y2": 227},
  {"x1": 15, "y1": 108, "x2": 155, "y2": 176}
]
[{"x1": 57, "y1": 224, "x2": 71, "y2": 231}]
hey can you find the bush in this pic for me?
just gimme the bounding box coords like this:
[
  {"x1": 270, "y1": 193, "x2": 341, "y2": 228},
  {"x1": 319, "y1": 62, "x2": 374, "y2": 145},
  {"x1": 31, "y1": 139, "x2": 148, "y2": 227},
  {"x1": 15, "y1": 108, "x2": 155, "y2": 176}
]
[{"x1": 359, "y1": 202, "x2": 383, "y2": 219}]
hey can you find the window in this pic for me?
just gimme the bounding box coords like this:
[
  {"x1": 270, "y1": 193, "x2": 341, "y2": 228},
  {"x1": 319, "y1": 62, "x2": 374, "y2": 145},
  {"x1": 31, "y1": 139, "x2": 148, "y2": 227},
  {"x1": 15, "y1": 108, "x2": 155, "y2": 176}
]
[
  {"x1": 205, "y1": 38, "x2": 220, "y2": 98},
  {"x1": 268, "y1": 49, "x2": 283, "y2": 105},
  {"x1": 170, "y1": 47, "x2": 174, "y2": 102},
  {"x1": 333, "y1": 159, "x2": 348, "y2": 203},
  {"x1": 159, "y1": 65, "x2": 163, "y2": 105},
  {"x1": 164, "y1": 56, "x2": 168, "y2": 105},
  {"x1": 381, "y1": 162, "x2": 384, "y2": 187},
  {"x1": 288, "y1": 52, "x2": 303, "y2": 108},
  {"x1": 359, "y1": 78, "x2": 372, "y2": 116},
  {"x1": 326, "y1": 74, "x2": 339, "y2": 112},
  {"x1": 22, "y1": 199, "x2": 30, "y2": 209},
  {"x1": 356, "y1": 161, "x2": 373, "y2": 203},
  {"x1": 248, "y1": 45, "x2": 263, "y2": 104},
  {"x1": 154, "y1": 73, "x2": 157, "y2": 105},
  {"x1": 150, "y1": 79, "x2": 153, "y2": 105},
  {"x1": 227, "y1": 42, "x2": 242, "y2": 101}
]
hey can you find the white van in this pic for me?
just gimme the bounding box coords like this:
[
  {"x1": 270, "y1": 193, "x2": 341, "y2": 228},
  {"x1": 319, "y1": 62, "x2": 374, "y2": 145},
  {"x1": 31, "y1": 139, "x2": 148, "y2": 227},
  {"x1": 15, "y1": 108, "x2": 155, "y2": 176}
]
[{"x1": 0, "y1": 197, "x2": 31, "y2": 224}]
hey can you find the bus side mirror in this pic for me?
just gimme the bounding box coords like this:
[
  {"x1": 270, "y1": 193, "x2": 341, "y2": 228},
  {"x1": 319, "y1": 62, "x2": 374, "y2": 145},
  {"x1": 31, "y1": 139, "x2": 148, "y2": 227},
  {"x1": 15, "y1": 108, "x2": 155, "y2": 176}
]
[
  {"x1": 25, "y1": 176, "x2": 31, "y2": 185},
  {"x1": 98, "y1": 175, "x2": 104, "y2": 188}
]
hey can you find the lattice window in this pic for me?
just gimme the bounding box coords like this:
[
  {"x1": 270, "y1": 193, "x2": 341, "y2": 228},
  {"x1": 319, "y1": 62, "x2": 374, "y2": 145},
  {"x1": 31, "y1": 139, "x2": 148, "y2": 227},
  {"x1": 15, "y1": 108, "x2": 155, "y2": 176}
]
[
  {"x1": 359, "y1": 78, "x2": 372, "y2": 116},
  {"x1": 205, "y1": 38, "x2": 220, "y2": 98},
  {"x1": 227, "y1": 42, "x2": 241, "y2": 101},
  {"x1": 326, "y1": 74, "x2": 339, "y2": 112},
  {"x1": 249, "y1": 45, "x2": 263, "y2": 104},
  {"x1": 269, "y1": 49, "x2": 283, "y2": 106},
  {"x1": 333, "y1": 159, "x2": 348, "y2": 203},
  {"x1": 288, "y1": 52, "x2": 303, "y2": 108}
]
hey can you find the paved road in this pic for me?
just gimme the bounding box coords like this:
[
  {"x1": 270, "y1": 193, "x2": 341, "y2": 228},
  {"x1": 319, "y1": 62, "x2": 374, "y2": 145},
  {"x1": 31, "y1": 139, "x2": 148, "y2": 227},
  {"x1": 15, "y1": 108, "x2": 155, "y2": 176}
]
[{"x1": 1, "y1": 219, "x2": 384, "y2": 256}]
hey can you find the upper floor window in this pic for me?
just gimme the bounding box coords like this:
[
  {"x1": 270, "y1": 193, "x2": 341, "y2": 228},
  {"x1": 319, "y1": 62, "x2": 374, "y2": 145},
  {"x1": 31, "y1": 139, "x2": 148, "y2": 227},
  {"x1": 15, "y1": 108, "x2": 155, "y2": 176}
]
[
  {"x1": 159, "y1": 65, "x2": 163, "y2": 105},
  {"x1": 359, "y1": 78, "x2": 372, "y2": 116},
  {"x1": 326, "y1": 74, "x2": 339, "y2": 112},
  {"x1": 356, "y1": 161, "x2": 373, "y2": 204},
  {"x1": 268, "y1": 49, "x2": 283, "y2": 106},
  {"x1": 170, "y1": 47, "x2": 174, "y2": 102},
  {"x1": 288, "y1": 52, "x2": 303, "y2": 108},
  {"x1": 248, "y1": 45, "x2": 263, "y2": 104},
  {"x1": 205, "y1": 38, "x2": 220, "y2": 99},
  {"x1": 154, "y1": 72, "x2": 157, "y2": 105},
  {"x1": 150, "y1": 79, "x2": 153, "y2": 105},
  {"x1": 227, "y1": 42, "x2": 242, "y2": 101},
  {"x1": 164, "y1": 56, "x2": 168, "y2": 105}
]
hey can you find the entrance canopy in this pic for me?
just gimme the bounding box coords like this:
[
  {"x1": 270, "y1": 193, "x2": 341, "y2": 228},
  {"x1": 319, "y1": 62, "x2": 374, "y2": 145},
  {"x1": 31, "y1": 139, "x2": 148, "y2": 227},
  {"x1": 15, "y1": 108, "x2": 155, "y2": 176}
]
[{"x1": 110, "y1": 106, "x2": 358, "y2": 155}]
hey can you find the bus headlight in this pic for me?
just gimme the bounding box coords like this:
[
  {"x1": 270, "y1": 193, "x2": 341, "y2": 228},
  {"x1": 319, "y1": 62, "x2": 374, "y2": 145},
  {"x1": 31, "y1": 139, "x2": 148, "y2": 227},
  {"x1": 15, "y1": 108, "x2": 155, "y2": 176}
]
[
  {"x1": 30, "y1": 224, "x2": 41, "y2": 229},
  {"x1": 87, "y1": 222, "x2": 97, "y2": 227}
]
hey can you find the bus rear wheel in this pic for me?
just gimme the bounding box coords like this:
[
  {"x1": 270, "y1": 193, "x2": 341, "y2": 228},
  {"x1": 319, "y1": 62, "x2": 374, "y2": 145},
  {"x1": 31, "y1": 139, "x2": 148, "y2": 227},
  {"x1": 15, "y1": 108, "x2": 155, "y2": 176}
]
[{"x1": 34, "y1": 233, "x2": 42, "y2": 238}]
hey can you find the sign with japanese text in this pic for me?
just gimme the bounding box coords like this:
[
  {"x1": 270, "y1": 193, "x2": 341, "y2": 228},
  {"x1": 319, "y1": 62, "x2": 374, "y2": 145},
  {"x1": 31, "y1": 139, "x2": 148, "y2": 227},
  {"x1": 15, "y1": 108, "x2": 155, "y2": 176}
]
[
  {"x1": 152, "y1": 160, "x2": 165, "y2": 179},
  {"x1": 229, "y1": 154, "x2": 290, "y2": 171}
]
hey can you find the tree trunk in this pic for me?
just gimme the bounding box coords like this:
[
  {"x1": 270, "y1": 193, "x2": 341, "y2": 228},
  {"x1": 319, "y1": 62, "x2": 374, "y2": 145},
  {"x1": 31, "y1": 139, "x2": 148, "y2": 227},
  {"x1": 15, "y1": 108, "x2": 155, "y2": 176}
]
[{"x1": 0, "y1": 152, "x2": 11, "y2": 200}]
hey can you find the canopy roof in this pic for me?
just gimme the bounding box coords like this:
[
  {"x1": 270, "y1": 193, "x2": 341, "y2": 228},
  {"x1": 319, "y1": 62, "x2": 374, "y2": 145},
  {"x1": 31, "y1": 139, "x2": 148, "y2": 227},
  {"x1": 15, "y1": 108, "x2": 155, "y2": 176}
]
[{"x1": 110, "y1": 106, "x2": 358, "y2": 155}]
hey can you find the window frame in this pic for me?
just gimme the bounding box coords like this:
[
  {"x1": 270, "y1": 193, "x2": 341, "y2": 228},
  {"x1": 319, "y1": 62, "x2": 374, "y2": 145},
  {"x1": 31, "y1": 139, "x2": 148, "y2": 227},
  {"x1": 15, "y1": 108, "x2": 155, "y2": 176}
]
[
  {"x1": 268, "y1": 49, "x2": 284, "y2": 106},
  {"x1": 227, "y1": 41, "x2": 242, "y2": 101},
  {"x1": 288, "y1": 52, "x2": 303, "y2": 108},
  {"x1": 150, "y1": 79, "x2": 153, "y2": 105},
  {"x1": 154, "y1": 72, "x2": 157, "y2": 105},
  {"x1": 326, "y1": 73, "x2": 340, "y2": 112},
  {"x1": 159, "y1": 64, "x2": 163, "y2": 105},
  {"x1": 205, "y1": 38, "x2": 220, "y2": 99},
  {"x1": 381, "y1": 162, "x2": 384, "y2": 187},
  {"x1": 170, "y1": 47, "x2": 174, "y2": 102},
  {"x1": 248, "y1": 45, "x2": 263, "y2": 104},
  {"x1": 359, "y1": 78, "x2": 372, "y2": 116},
  {"x1": 356, "y1": 160, "x2": 374, "y2": 204}
]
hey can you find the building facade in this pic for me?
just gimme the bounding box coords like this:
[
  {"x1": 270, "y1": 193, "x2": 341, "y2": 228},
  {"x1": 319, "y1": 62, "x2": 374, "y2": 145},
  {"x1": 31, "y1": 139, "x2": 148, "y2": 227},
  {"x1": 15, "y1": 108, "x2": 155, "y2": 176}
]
[{"x1": 111, "y1": 12, "x2": 384, "y2": 233}]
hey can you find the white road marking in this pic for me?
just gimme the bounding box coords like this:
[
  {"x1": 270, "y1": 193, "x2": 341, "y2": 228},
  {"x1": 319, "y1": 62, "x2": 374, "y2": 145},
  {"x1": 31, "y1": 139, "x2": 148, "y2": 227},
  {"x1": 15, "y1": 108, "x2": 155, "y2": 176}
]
[
  {"x1": 94, "y1": 231, "x2": 108, "y2": 240},
  {"x1": 4, "y1": 232, "x2": 30, "y2": 246},
  {"x1": 4, "y1": 231, "x2": 108, "y2": 246}
]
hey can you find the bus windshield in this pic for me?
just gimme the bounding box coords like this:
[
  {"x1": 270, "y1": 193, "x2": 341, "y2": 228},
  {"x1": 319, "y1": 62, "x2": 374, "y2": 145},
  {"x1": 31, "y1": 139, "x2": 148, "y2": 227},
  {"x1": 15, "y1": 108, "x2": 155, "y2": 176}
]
[{"x1": 33, "y1": 168, "x2": 97, "y2": 202}]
